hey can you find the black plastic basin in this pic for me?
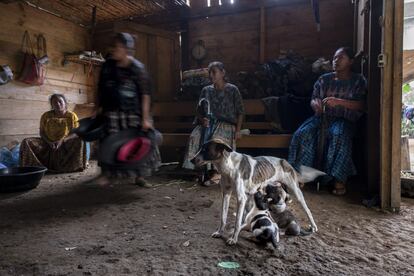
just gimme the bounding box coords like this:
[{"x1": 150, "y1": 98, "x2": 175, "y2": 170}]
[
  {"x1": 73, "y1": 116, "x2": 106, "y2": 142},
  {"x1": 0, "y1": 167, "x2": 47, "y2": 193}
]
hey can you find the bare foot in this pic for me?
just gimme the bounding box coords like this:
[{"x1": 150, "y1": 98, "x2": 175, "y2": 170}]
[
  {"x1": 135, "y1": 177, "x2": 152, "y2": 188},
  {"x1": 95, "y1": 175, "x2": 111, "y2": 187}
]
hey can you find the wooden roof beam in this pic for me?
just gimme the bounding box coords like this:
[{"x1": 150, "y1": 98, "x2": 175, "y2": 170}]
[
  {"x1": 24, "y1": 0, "x2": 86, "y2": 26},
  {"x1": 128, "y1": 6, "x2": 190, "y2": 27},
  {"x1": 188, "y1": 0, "x2": 310, "y2": 19}
]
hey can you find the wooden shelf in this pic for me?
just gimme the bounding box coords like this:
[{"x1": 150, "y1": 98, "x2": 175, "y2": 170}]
[{"x1": 63, "y1": 55, "x2": 104, "y2": 67}]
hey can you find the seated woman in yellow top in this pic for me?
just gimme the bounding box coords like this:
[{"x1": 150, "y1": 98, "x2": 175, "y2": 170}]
[{"x1": 20, "y1": 93, "x2": 87, "y2": 173}]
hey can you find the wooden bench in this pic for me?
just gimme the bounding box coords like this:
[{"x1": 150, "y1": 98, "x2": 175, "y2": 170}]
[
  {"x1": 153, "y1": 100, "x2": 292, "y2": 149},
  {"x1": 73, "y1": 100, "x2": 293, "y2": 149}
]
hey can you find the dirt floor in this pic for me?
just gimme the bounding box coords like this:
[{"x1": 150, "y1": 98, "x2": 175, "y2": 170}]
[{"x1": 1, "y1": 162, "x2": 414, "y2": 276}]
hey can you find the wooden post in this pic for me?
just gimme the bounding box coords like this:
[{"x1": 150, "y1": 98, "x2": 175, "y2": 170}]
[
  {"x1": 190, "y1": 0, "x2": 207, "y2": 10},
  {"x1": 90, "y1": 6, "x2": 96, "y2": 36},
  {"x1": 365, "y1": 0, "x2": 382, "y2": 200},
  {"x1": 353, "y1": 0, "x2": 360, "y2": 51},
  {"x1": 211, "y1": 0, "x2": 219, "y2": 7},
  {"x1": 180, "y1": 20, "x2": 190, "y2": 71},
  {"x1": 390, "y1": 0, "x2": 404, "y2": 207},
  {"x1": 259, "y1": 5, "x2": 266, "y2": 64},
  {"x1": 401, "y1": 135, "x2": 411, "y2": 171},
  {"x1": 380, "y1": 0, "x2": 403, "y2": 210},
  {"x1": 147, "y1": 35, "x2": 158, "y2": 99}
]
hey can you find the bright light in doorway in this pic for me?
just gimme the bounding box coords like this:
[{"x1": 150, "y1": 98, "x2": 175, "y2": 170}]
[
  {"x1": 219, "y1": 0, "x2": 222, "y2": 5},
  {"x1": 207, "y1": 0, "x2": 211, "y2": 7},
  {"x1": 230, "y1": 0, "x2": 234, "y2": 3}
]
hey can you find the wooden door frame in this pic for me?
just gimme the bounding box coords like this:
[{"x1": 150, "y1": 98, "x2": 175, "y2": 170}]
[
  {"x1": 379, "y1": 0, "x2": 404, "y2": 210},
  {"x1": 364, "y1": 0, "x2": 382, "y2": 200}
]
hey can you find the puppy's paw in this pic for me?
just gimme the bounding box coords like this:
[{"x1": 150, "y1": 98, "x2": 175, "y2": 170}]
[
  {"x1": 211, "y1": 231, "x2": 223, "y2": 238},
  {"x1": 226, "y1": 237, "x2": 238, "y2": 245},
  {"x1": 308, "y1": 224, "x2": 318, "y2": 232}
]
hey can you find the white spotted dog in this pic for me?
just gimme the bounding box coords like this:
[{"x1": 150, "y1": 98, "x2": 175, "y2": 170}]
[
  {"x1": 191, "y1": 139, "x2": 322, "y2": 246},
  {"x1": 241, "y1": 189, "x2": 279, "y2": 248}
]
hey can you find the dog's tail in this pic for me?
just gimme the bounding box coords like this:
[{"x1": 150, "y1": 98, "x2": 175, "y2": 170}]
[{"x1": 298, "y1": 165, "x2": 326, "y2": 183}]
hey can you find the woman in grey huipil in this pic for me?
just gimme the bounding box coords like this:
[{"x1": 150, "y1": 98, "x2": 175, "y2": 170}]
[{"x1": 183, "y1": 61, "x2": 244, "y2": 185}]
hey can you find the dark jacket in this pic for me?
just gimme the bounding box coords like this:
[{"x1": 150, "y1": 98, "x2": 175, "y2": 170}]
[{"x1": 98, "y1": 58, "x2": 151, "y2": 113}]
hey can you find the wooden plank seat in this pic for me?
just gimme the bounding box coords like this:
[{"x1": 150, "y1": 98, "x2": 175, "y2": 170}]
[
  {"x1": 162, "y1": 133, "x2": 292, "y2": 148},
  {"x1": 73, "y1": 100, "x2": 293, "y2": 149},
  {"x1": 154, "y1": 100, "x2": 292, "y2": 149},
  {"x1": 156, "y1": 121, "x2": 274, "y2": 131},
  {"x1": 152, "y1": 99, "x2": 267, "y2": 116}
]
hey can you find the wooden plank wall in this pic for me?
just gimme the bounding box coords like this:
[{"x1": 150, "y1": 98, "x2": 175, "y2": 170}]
[
  {"x1": 93, "y1": 22, "x2": 181, "y2": 102},
  {"x1": 0, "y1": 2, "x2": 93, "y2": 146},
  {"x1": 187, "y1": 0, "x2": 353, "y2": 74}
]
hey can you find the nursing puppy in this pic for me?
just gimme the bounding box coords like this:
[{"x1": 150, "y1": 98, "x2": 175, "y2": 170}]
[
  {"x1": 241, "y1": 190, "x2": 279, "y2": 248},
  {"x1": 265, "y1": 182, "x2": 312, "y2": 236},
  {"x1": 191, "y1": 140, "x2": 320, "y2": 245}
]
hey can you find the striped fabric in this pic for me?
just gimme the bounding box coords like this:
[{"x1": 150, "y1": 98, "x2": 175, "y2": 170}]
[{"x1": 288, "y1": 116, "x2": 356, "y2": 183}]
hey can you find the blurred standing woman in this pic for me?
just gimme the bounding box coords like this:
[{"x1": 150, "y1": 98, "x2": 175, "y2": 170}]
[
  {"x1": 20, "y1": 93, "x2": 87, "y2": 172},
  {"x1": 182, "y1": 61, "x2": 245, "y2": 185},
  {"x1": 288, "y1": 47, "x2": 367, "y2": 195},
  {"x1": 94, "y1": 32, "x2": 161, "y2": 187}
]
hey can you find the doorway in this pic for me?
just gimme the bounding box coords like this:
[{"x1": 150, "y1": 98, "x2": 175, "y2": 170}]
[{"x1": 400, "y1": 0, "x2": 414, "y2": 199}]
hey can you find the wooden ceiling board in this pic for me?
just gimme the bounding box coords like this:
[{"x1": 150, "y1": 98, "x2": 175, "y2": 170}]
[{"x1": 20, "y1": 0, "x2": 188, "y2": 25}]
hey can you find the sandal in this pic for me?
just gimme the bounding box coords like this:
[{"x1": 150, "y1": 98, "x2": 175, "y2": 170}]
[
  {"x1": 201, "y1": 180, "x2": 214, "y2": 187},
  {"x1": 206, "y1": 170, "x2": 221, "y2": 185},
  {"x1": 209, "y1": 173, "x2": 221, "y2": 184},
  {"x1": 332, "y1": 181, "x2": 346, "y2": 196}
]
